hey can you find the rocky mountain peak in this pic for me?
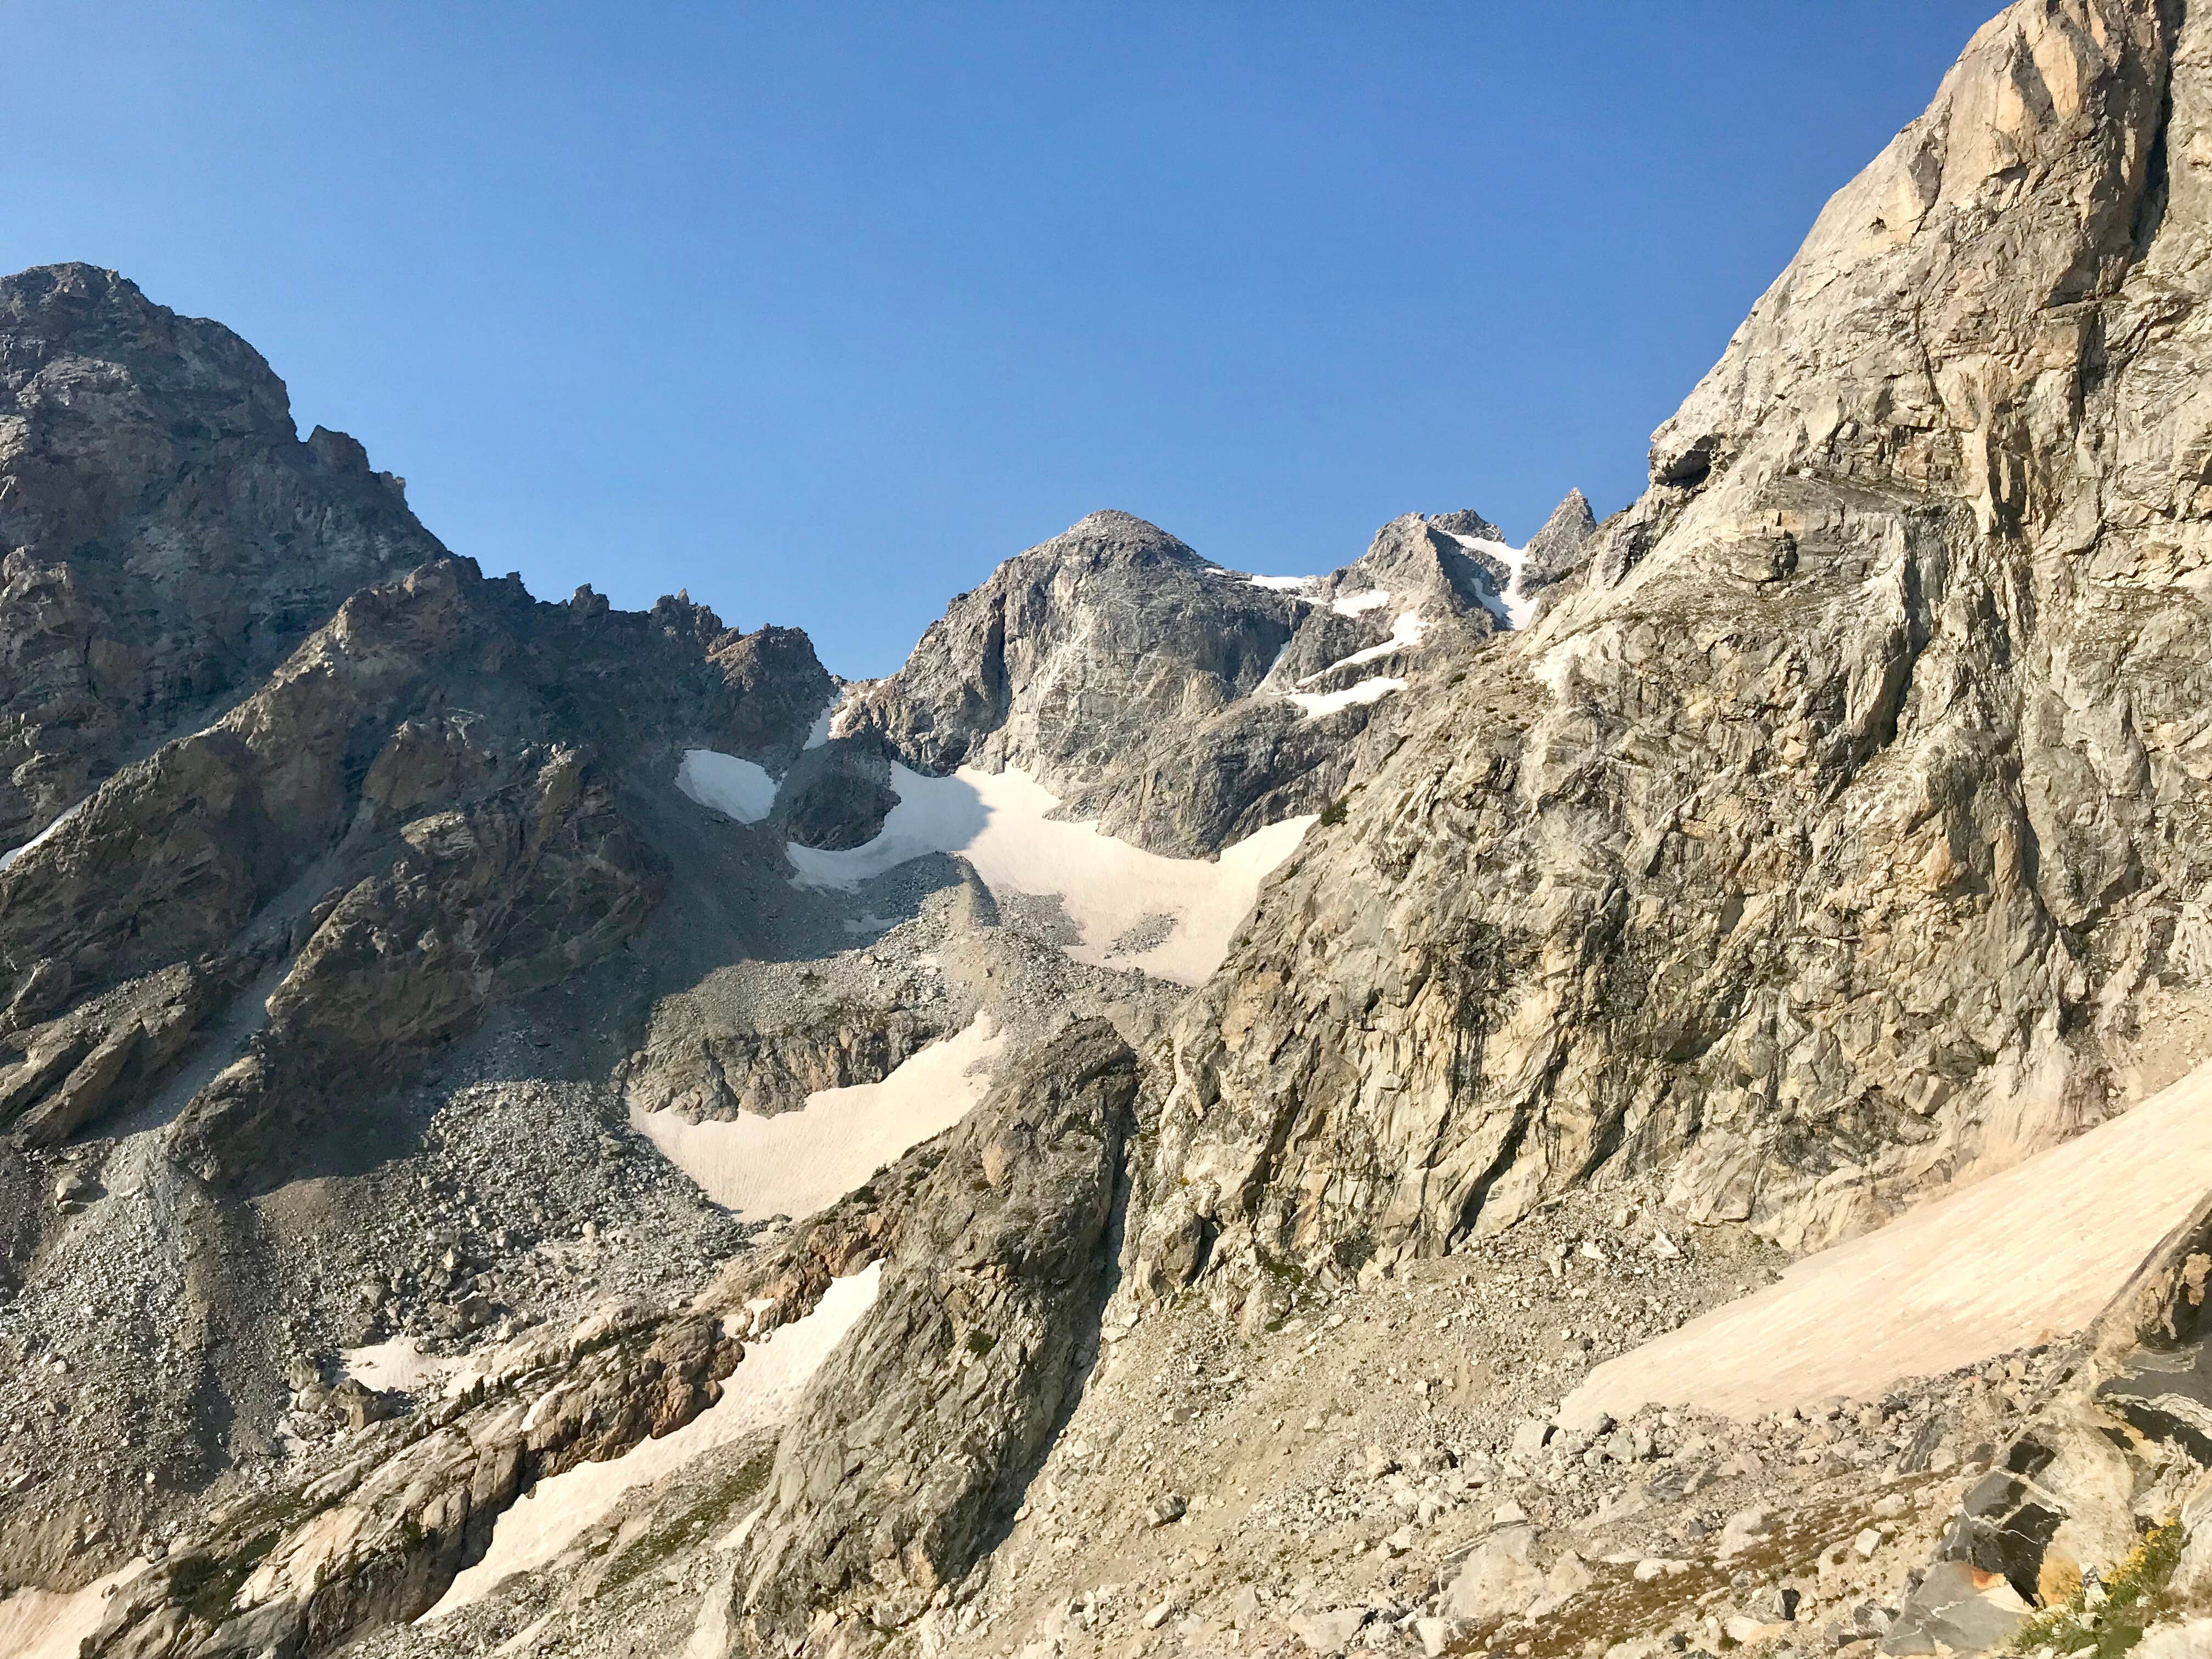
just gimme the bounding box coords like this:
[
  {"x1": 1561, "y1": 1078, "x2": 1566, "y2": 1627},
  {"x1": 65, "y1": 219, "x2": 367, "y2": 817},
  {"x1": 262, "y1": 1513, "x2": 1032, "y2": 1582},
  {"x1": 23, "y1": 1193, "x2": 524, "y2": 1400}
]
[
  {"x1": 0, "y1": 262, "x2": 452, "y2": 849},
  {"x1": 1521, "y1": 486, "x2": 1597, "y2": 594}
]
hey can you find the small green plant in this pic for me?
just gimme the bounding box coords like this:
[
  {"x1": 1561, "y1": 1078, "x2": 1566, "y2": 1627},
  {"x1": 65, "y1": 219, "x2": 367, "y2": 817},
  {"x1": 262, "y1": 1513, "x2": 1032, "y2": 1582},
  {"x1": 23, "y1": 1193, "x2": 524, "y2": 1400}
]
[
  {"x1": 599, "y1": 1447, "x2": 775, "y2": 1596},
  {"x1": 964, "y1": 1329, "x2": 997, "y2": 1356},
  {"x1": 1318, "y1": 797, "x2": 1348, "y2": 827},
  {"x1": 2007, "y1": 1518, "x2": 2185, "y2": 1658},
  {"x1": 170, "y1": 1529, "x2": 283, "y2": 1623}
]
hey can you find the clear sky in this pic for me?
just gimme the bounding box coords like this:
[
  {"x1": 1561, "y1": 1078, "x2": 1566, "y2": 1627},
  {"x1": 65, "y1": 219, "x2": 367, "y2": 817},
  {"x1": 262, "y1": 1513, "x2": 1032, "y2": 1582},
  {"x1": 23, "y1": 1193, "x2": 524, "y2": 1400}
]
[{"x1": 5, "y1": 2, "x2": 1997, "y2": 677}]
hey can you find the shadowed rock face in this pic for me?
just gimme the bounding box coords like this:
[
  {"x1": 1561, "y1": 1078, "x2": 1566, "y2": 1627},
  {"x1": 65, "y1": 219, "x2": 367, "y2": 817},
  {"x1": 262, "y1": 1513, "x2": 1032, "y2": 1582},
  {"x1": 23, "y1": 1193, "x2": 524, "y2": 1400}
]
[
  {"x1": 0, "y1": 552, "x2": 836, "y2": 1173},
  {"x1": 727, "y1": 1019, "x2": 1139, "y2": 1651},
  {"x1": 1144, "y1": 0, "x2": 2212, "y2": 1303},
  {"x1": 0, "y1": 263, "x2": 450, "y2": 847}
]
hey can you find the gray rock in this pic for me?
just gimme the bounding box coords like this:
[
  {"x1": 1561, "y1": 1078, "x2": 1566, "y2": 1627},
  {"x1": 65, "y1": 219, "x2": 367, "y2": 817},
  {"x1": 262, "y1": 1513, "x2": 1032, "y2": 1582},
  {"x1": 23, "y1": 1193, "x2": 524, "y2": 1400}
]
[
  {"x1": 1882, "y1": 1560, "x2": 2029, "y2": 1656},
  {"x1": 1289, "y1": 1606, "x2": 1372, "y2": 1656},
  {"x1": 0, "y1": 264, "x2": 448, "y2": 851},
  {"x1": 1445, "y1": 1523, "x2": 1544, "y2": 1620},
  {"x1": 1148, "y1": 0, "x2": 2212, "y2": 1304},
  {"x1": 724, "y1": 1020, "x2": 1139, "y2": 1650},
  {"x1": 1511, "y1": 1418, "x2": 1552, "y2": 1459}
]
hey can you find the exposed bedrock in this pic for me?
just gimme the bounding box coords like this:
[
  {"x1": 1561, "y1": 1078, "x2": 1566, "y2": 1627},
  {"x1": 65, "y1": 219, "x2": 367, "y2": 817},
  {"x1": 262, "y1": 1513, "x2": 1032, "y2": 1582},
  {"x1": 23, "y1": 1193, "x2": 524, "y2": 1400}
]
[
  {"x1": 724, "y1": 1019, "x2": 1140, "y2": 1655},
  {"x1": 1142, "y1": 0, "x2": 2212, "y2": 1305},
  {"x1": 0, "y1": 263, "x2": 449, "y2": 848}
]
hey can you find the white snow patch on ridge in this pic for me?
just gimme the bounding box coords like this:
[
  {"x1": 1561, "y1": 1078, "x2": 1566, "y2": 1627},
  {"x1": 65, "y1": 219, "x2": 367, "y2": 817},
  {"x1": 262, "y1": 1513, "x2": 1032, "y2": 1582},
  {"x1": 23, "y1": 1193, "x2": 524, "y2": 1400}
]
[
  {"x1": 1332, "y1": 588, "x2": 1391, "y2": 617},
  {"x1": 424, "y1": 1263, "x2": 884, "y2": 1622},
  {"x1": 785, "y1": 765, "x2": 1312, "y2": 986},
  {"x1": 1289, "y1": 678, "x2": 1407, "y2": 719},
  {"x1": 1245, "y1": 573, "x2": 1316, "y2": 594},
  {"x1": 1450, "y1": 532, "x2": 1535, "y2": 630},
  {"x1": 633, "y1": 1015, "x2": 1005, "y2": 1220},
  {"x1": 0, "y1": 798, "x2": 86, "y2": 871},
  {"x1": 676, "y1": 749, "x2": 777, "y2": 824}
]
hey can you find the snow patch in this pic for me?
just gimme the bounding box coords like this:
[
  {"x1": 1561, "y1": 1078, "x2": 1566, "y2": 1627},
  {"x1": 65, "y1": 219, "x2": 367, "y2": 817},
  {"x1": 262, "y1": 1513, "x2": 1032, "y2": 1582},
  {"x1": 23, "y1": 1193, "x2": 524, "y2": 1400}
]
[
  {"x1": 0, "y1": 1560, "x2": 148, "y2": 1659},
  {"x1": 0, "y1": 799, "x2": 86, "y2": 872},
  {"x1": 1331, "y1": 588, "x2": 1391, "y2": 617},
  {"x1": 1449, "y1": 532, "x2": 1536, "y2": 630},
  {"x1": 425, "y1": 1263, "x2": 883, "y2": 1621},
  {"x1": 802, "y1": 703, "x2": 836, "y2": 751},
  {"x1": 633, "y1": 1016, "x2": 1006, "y2": 1220},
  {"x1": 1288, "y1": 678, "x2": 1407, "y2": 719},
  {"x1": 676, "y1": 750, "x2": 777, "y2": 825},
  {"x1": 339, "y1": 1335, "x2": 448, "y2": 1397},
  {"x1": 783, "y1": 766, "x2": 1312, "y2": 986},
  {"x1": 1562, "y1": 1054, "x2": 2212, "y2": 1427}
]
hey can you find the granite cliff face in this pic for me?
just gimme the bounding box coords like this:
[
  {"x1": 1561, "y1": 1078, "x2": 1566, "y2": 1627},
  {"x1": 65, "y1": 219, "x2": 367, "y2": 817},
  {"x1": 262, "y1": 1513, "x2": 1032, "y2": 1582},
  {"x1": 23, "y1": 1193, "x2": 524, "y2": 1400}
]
[
  {"x1": 1142, "y1": 0, "x2": 2212, "y2": 1312},
  {"x1": 19, "y1": 7, "x2": 2212, "y2": 1659}
]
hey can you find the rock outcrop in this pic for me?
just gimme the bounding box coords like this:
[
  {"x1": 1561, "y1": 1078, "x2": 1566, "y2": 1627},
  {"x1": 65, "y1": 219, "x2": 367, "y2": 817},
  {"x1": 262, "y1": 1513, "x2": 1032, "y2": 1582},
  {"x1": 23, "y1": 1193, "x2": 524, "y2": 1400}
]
[
  {"x1": 848, "y1": 506, "x2": 1509, "y2": 856},
  {"x1": 726, "y1": 1020, "x2": 1139, "y2": 1651},
  {"x1": 81, "y1": 1304, "x2": 743, "y2": 1659},
  {"x1": 0, "y1": 551, "x2": 839, "y2": 1173},
  {"x1": 0, "y1": 263, "x2": 449, "y2": 848},
  {"x1": 1144, "y1": 0, "x2": 2212, "y2": 1314}
]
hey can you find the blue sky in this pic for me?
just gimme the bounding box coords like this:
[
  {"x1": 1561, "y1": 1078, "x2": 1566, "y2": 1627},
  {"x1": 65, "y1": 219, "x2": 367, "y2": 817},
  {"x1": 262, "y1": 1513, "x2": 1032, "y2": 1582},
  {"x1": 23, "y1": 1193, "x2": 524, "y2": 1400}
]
[{"x1": 5, "y1": 3, "x2": 1995, "y2": 676}]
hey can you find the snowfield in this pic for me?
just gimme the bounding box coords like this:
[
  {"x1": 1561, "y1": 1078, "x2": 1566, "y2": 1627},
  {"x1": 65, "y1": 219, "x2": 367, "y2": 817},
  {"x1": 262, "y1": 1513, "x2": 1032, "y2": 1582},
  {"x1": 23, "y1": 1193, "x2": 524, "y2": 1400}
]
[
  {"x1": 0, "y1": 1560, "x2": 149, "y2": 1659},
  {"x1": 424, "y1": 1263, "x2": 883, "y2": 1621},
  {"x1": 676, "y1": 749, "x2": 778, "y2": 825},
  {"x1": 1288, "y1": 677, "x2": 1406, "y2": 718},
  {"x1": 631, "y1": 1016, "x2": 1006, "y2": 1220},
  {"x1": 1561, "y1": 1056, "x2": 2212, "y2": 1427},
  {"x1": 785, "y1": 765, "x2": 1314, "y2": 986}
]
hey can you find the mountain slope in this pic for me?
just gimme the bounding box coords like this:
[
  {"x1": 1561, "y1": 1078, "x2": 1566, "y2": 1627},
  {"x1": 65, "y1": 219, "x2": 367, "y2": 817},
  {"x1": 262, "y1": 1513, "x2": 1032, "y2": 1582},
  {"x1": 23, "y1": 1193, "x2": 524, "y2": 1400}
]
[
  {"x1": 0, "y1": 264, "x2": 450, "y2": 848},
  {"x1": 21, "y1": 5, "x2": 2212, "y2": 1659},
  {"x1": 1141, "y1": 0, "x2": 2212, "y2": 1318}
]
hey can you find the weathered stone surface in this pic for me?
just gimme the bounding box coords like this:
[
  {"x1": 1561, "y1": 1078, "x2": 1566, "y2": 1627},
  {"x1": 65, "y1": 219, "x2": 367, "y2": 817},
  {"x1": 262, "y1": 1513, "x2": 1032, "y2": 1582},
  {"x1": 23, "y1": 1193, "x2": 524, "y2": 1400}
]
[
  {"x1": 1147, "y1": 0, "x2": 2212, "y2": 1308},
  {"x1": 845, "y1": 508, "x2": 1493, "y2": 856},
  {"x1": 1445, "y1": 1523, "x2": 1544, "y2": 1621},
  {"x1": 0, "y1": 263, "x2": 448, "y2": 848},
  {"x1": 1521, "y1": 488, "x2": 1597, "y2": 600},
  {"x1": 622, "y1": 1001, "x2": 942, "y2": 1121},
  {"x1": 724, "y1": 1019, "x2": 1139, "y2": 1650},
  {"x1": 80, "y1": 1304, "x2": 742, "y2": 1659},
  {"x1": 1882, "y1": 1559, "x2": 2032, "y2": 1656}
]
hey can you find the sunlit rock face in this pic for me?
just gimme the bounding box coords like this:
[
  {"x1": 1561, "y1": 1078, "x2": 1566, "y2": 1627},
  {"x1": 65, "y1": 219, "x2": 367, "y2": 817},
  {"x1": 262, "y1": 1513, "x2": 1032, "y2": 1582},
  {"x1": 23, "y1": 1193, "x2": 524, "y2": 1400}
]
[{"x1": 1150, "y1": 0, "x2": 2212, "y2": 1297}]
